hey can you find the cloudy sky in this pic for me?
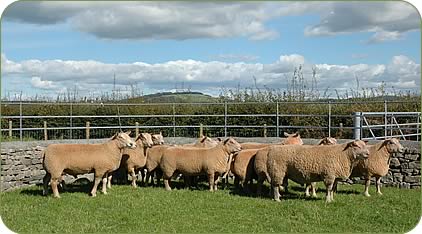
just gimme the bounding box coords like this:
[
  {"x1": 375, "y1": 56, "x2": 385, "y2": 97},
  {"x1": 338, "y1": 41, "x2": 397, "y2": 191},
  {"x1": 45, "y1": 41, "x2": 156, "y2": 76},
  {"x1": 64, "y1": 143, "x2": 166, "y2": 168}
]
[{"x1": 1, "y1": 1, "x2": 420, "y2": 99}]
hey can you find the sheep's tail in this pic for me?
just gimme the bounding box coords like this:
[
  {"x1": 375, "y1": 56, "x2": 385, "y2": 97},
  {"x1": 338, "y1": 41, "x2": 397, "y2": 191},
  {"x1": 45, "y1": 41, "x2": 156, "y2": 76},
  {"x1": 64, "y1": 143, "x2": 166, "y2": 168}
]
[{"x1": 41, "y1": 150, "x2": 47, "y2": 170}]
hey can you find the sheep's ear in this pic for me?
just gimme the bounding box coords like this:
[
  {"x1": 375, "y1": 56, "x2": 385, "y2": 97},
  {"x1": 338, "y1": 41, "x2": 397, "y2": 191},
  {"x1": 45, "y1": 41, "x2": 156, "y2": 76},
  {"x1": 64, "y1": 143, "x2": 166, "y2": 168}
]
[
  {"x1": 363, "y1": 140, "x2": 369, "y2": 144},
  {"x1": 124, "y1": 131, "x2": 132, "y2": 136},
  {"x1": 223, "y1": 138, "x2": 230, "y2": 145},
  {"x1": 200, "y1": 136, "x2": 208, "y2": 143},
  {"x1": 159, "y1": 131, "x2": 162, "y2": 136},
  {"x1": 292, "y1": 132, "x2": 300, "y2": 137},
  {"x1": 283, "y1": 132, "x2": 290, "y2": 137},
  {"x1": 111, "y1": 132, "x2": 119, "y2": 140},
  {"x1": 317, "y1": 138, "x2": 326, "y2": 145},
  {"x1": 216, "y1": 137, "x2": 222, "y2": 142},
  {"x1": 344, "y1": 141, "x2": 357, "y2": 150}
]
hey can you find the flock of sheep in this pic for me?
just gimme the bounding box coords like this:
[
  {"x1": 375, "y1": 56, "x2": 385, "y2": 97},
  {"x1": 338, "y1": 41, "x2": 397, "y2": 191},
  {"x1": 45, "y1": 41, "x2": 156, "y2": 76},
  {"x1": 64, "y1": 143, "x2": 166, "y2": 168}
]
[{"x1": 41, "y1": 131, "x2": 404, "y2": 202}]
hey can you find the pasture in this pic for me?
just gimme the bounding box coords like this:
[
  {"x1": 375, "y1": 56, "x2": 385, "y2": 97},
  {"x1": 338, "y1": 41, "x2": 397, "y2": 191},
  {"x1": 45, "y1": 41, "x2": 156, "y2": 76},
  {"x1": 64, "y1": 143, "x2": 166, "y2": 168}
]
[{"x1": 1, "y1": 181, "x2": 420, "y2": 233}]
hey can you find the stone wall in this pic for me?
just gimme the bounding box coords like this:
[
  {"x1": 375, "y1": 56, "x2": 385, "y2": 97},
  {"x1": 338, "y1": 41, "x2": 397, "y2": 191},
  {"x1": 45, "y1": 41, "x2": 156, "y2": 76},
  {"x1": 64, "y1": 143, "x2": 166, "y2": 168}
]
[{"x1": 0, "y1": 138, "x2": 420, "y2": 191}]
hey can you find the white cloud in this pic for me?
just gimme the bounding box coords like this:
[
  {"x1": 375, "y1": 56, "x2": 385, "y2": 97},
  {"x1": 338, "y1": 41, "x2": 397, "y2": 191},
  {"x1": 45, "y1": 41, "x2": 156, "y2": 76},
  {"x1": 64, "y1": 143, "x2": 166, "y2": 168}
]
[
  {"x1": 2, "y1": 54, "x2": 419, "y2": 97},
  {"x1": 30, "y1": 77, "x2": 56, "y2": 89}
]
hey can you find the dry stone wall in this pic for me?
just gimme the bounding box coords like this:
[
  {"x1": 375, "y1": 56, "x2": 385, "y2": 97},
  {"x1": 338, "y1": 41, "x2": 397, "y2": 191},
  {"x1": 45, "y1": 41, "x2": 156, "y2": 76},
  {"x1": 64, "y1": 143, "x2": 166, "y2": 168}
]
[{"x1": 0, "y1": 138, "x2": 420, "y2": 191}]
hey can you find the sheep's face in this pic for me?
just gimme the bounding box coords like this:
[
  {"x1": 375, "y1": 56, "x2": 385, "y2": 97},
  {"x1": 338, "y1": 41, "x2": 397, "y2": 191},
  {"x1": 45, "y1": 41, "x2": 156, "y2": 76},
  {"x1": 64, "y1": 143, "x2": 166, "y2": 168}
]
[
  {"x1": 346, "y1": 140, "x2": 369, "y2": 160},
  {"x1": 318, "y1": 137, "x2": 337, "y2": 145},
  {"x1": 152, "y1": 132, "x2": 165, "y2": 145},
  {"x1": 137, "y1": 133, "x2": 154, "y2": 148},
  {"x1": 283, "y1": 132, "x2": 304, "y2": 145},
  {"x1": 114, "y1": 131, "x2": 136, "y2": 149},
  {"x1": 198, "y1": 136, "x2": 219, "y2": 147},
  {"x1": 223, "y1": 137, "x2": 242, "y2": 154},
  {"x1": 383, "y1": 138, "x2": 404, "y2": 154}
]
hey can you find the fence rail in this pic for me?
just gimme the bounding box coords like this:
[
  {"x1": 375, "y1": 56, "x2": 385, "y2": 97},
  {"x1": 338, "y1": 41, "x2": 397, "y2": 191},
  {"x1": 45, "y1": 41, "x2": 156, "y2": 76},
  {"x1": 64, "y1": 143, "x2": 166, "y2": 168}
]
[{"x1": 1, "y1": 101, "x2": 420, "y2": 141}]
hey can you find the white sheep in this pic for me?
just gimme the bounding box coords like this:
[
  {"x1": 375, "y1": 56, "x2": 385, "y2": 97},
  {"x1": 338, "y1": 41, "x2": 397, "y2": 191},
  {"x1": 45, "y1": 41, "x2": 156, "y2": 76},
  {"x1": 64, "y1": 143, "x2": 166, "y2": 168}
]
[
  {"x1": 349, "y1": 138, "x2": 404, "y2": 196},
  {"x1": 42, "y1": 131, "x2": 136, "y2": 198},
  {"x1": 160, "y1": 137, "x2": 242, "y2": 191},
  {"x1": 267, "y1": 140, "x2": 369, "y2": 202},
  {"x1": 151, "y1": 132, "x2": 165, "y2": 145},
  {"x1": 107, "y1": 133, "x2": 154, "y2": 188},
  {"x1": 144, "y1": 135, "x2": 219, "y2": 186},
  {"x1": 254, "y1": 132, "x2": 304, "y2": 196},
  {"x1": 240, "y1": 132, "x2": 303, "y2": 150}
]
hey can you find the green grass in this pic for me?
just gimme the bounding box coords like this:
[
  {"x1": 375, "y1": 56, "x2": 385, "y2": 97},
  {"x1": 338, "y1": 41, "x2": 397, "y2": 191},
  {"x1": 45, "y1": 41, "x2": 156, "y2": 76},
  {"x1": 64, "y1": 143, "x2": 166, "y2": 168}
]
[{"x1": 1, "y1": 181, "x2": 420, "y2": 233}]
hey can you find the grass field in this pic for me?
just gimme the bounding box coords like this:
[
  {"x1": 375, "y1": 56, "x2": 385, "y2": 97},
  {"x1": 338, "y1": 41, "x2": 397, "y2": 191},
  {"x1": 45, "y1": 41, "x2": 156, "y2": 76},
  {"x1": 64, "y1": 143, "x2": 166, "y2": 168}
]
[{"x1": 0, "y1": 181, "x2": 420, "y2": 233}]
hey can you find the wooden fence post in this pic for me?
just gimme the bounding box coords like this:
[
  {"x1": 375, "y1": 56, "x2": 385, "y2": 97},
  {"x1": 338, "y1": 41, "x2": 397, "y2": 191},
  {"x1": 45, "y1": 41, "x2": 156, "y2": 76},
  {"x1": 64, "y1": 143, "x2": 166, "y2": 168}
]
[
  {"x1": 263, "y1": 124, "x2": 267, "y2": 138},
  {"x1": 199, "y1": 123, "x2": 203, "y2": 137},
  {"x1": 86, "y1": 121, "x2": 90, "y2": 141},
  {"x1": 135, "y1": 122, "x2": 139, "y2": 136},
  {"x1": 8, "y1": 121, "x2": 12, "y2": 138},
  {"x1": 44, "y1": 121, "x2": 48, "y2": 141}
]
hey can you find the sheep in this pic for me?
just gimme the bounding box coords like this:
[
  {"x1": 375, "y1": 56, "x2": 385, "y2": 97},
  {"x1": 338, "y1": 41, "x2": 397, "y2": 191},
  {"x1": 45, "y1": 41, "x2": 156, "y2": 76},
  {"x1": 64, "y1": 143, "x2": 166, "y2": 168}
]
[
  {"x1": 182, "y1": 135, "x2": 220, "y2": 147},
  {"x1": 144, "y1": 135, "x2": 219, "y2": 186},
  {"x1": 267, "y1": 140, "x2": 369, "y2": 202},
  {"x1": 108, "y1": 133, "x2": 154, "y2": 188},
  {"x1": 42, "y1": 131, "x2": 136, "y2": 198},
  {"x1": 289, "y1": 137, "x2": 338, "y2": 197},
  {"x1": 254, "y1": 132, "x2": 304, "y2": 196},
  {"x1": 230, "y1": 149, "x2": 259, "y2": 193},
  {"x1": 349, "y1": 138, "x2": 404, "y2": 197},
  {"x1": 160, "y1": 137, "x2": 242, "y2": 191},
  {"x1": 152, "y1": 132, "x2": 165, "y2": 145},
  {"x1": 240, "y1": 132, "x2": 302, "y2": 149}
]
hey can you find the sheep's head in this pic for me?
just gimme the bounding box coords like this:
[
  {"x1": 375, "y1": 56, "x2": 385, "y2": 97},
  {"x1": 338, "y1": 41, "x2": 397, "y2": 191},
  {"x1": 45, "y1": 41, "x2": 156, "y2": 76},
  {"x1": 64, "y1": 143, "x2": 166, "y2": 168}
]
[
  {"x1": 136, "y1": 132, "x2": 154, "y2": 148},
  {"x1": 223, "y1": 137, "x2": 242, "y2": 154},
  {"x1": 152, "y1": 132, "x2": 165, "y2": 145},
  {"x1": 283, "y1": 132, "x2": 303, "y2": 145},
  {"x1": 113, "y1": 131, "x2": 136, "y2": 149},
  {"x1": 197, "y1": 135, "x2": 219, "y2": 147},
  {"x1": 318, "y1": 137, "x2": 337, "y2": 145},
  {"x1": 345, "y1": 140, "x2": 369, "y2": 160},
  {"x1": 381, "y1": 138, "x2": 404, "y2": 154}
]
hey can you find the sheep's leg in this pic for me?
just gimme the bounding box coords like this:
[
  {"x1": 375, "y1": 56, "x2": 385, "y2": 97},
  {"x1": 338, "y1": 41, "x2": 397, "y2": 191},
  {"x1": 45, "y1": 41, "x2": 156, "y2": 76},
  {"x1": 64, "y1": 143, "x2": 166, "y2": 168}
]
[
  {"x1": 214, "y1": 175, "x2": 219, "y2": 191},
  {"x1": 156, "y1": 170, "x2": 163, "y2": 187},
  {"x1": 42, "y1": 172, "x2": 51, "y2": 196},
  {"x1": 256, "y1": 174, "x2": 265, "y2": 196},
  {"x1": 130, "y1": 168, "x2": 137, "y2": 188},
  {"x1": 145, "y1": 170, "x2": 153, "y2": 186},
  {"x1": 305, "y1": 184, "x2": 311, "y2": 197},
  {"x1": 90, "y1": 175, "x2": 102, "y2": 197},
  {"x1": 375, "y1": 177, "x2": 383, "y2": 195},
  {"x1": 311, "y1": 182, "x2": 317, "y2": 197},
  {"x1": 107, "y1": 175, "x2": 112, "y2": 189},
  {"x1": 139, "y1": 168, "x2": 146, "y2": 185},
  {"x1": 364, "y1": 176, "x2": 371, "y2": 197},
  {"x1": 272, "y1": 183, "x2": 281, "y2": 202},
  {"x1": 324, "y1": 178, "x2": 335, "y2": 203},
  {"x1": 234, "y1": 176, "x2": 240, "y2": 189},
  {"x1": 50, "y1": 177, "x2": 61, "y2": 198},
  {"x1": 101, "y1": 174, "x2": 108, "y2": 195},
  {"x1": 208, "y1": 173, "x2": 215, "y2": 192},
  {"x1": 282, "y1": 177, "x2": 289, "y2": 193}
]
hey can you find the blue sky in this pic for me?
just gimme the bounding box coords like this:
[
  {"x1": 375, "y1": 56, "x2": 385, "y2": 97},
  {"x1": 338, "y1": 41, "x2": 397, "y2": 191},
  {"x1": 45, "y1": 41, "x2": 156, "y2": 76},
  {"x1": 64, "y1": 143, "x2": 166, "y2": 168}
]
[{"x1": 1, "y1": 1, "x2": 420, "y2": 100}]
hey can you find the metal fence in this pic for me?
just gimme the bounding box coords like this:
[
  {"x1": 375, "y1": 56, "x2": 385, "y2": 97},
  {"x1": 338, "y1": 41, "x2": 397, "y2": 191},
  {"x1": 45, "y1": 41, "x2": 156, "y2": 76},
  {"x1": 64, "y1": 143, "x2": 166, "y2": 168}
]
[{"x1": 0, "y1": 101, "x2": 420, "y2": 141}]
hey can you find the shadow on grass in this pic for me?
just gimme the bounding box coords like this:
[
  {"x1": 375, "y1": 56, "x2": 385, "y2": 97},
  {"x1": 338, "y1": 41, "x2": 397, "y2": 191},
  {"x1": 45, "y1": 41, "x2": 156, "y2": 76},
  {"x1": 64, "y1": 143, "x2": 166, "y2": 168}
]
[
  {"x1": 289, "y1": 184, "x2": 361, "y2": 195},
  {"x1": 20, "y1": 178, "x2": 93, "y2": 196}
]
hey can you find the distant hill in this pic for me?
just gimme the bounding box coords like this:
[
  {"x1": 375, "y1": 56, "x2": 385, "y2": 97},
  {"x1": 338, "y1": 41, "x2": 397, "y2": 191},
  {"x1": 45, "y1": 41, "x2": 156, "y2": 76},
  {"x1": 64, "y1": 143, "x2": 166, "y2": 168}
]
[{"x1": 123, "y1": 92, "x2": 219, "y2": 103}]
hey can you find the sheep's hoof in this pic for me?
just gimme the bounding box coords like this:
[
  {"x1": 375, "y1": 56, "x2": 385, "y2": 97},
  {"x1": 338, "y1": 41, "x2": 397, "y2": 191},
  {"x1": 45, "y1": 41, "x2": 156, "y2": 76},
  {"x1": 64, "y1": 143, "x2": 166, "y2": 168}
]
[
  {"x1": 274, "y1": 198, "x2": 281, "y2": 202},
  {"x1": 91, "y1": 193, "x2": 97, "y2": 197},
  {"x1": 364, "y1": 193, "x2": 371, "y2": 197},
  {"x1": 102, "y1": 191, "x2": 108, "y2": 195},
  {"x1": 377, "y1": 192, "x2": 383, "y2": 195},
  {"x1": 312, "y1": 194, "x2": 318, "y2": 198}
]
